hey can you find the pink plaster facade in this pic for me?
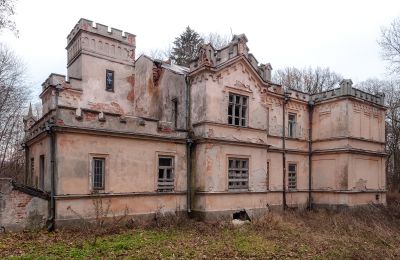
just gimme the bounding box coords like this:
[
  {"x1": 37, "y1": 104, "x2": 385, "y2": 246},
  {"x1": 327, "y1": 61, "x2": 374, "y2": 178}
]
[{"x1": 23, "y1": 19, "x2": 386, "y2": 226}]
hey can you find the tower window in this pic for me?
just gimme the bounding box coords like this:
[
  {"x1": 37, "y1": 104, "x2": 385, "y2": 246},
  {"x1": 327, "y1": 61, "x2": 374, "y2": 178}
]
[{"x1": 106, "y1": 70, "x2": 114, "y2": 91}]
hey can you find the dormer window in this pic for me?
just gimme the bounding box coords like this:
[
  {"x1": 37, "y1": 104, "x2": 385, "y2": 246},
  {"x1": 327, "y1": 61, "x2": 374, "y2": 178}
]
[{"x1": 106, "y1": 70, "x2": 114, "y2": 91}]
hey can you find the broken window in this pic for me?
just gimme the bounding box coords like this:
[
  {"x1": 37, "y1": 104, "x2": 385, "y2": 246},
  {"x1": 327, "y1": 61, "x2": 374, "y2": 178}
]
[
  {"x1": 228, "y1": 158, "x2": 249, "y2": 190},
  {"x1": 106, "y1": 70, "x2": 114, "y2": 91},
  {"x1": 39, "y1": 155, "x2": 45, "y2": 190},
  {"x1": 288, "y1": 163, "x2": 297, "y2": 190},
  {"x1": 228, "y1": 93, "x2": 248, "y2": 127},
  {"x1": 158, "y1": 156, "x2": 174, "y2": 192},
  {"x1": 172, "y1": 98, "x2": 178, "y2": 128},
  {"x1": 92, "y1": 158, "x2": 105, "y2": 190},
  {"x1": 288, "y1": 113, "x2": 296, "y2": 138}
]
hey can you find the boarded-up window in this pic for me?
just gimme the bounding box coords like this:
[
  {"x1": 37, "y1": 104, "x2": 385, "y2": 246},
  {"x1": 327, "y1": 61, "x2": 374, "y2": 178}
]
[
  {"x1": 228, "y1": 93, "x2": 248, "y2": 127},
  {"x1": 228, "y1": 158, "x2": 249, "y2": 190},
  {"x1": 158, "y1": 156, "x2": 174, "y2": 192},
  {"x1": 288, "y1": 163, "x2": 297, "y2": 190},
  {"x1": 288, "y1": 113, "x2": 296, "y2": 138},
  {"x1": 93, "y1": 158, "x2": 105, "y2": 190}
]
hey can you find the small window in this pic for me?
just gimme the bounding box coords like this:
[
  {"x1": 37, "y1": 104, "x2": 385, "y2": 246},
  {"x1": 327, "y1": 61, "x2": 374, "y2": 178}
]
[
  {"x1": 30, "y1": 158, "x2": 34, "y2": 186},
  {"x1": 158, "y1": 156, "x2": 174, "y2": 192},
  {"x1": 92, "y1": 158, "x2": 105, "y2": 190},
  {"x1": 228, "y1": 93, "x2": 248, "y2": 127},
  {"x1": 106, "y1": 70, "x2": 114, "y2": 91},
  {"x1": 172, "y1": 98, "x2": 178, "y2": 128},
  {"x1": 266, "y1": 161, "x2": 270, "y2": 190},
  {"x1": 228, "y1": 158, "x2": 249, "y2": 190},
  {"x1": 39, "y1": 155, "x2": 45, "y2": 190},
  {"x1": 288, "y1": 163, "x2": 297, "y2": 190},
  {"x1": 288, "y1": 113, "x2": 296, "y2": 138}
]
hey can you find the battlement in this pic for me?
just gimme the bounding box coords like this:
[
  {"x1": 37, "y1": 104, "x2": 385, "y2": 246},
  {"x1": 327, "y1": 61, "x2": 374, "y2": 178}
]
[
  {"x1": 311, "y1": 79, "x2": 385, "y2": 106},
  {"x1": 67, "y1": 18, "x2": 135, "y2": 47}
]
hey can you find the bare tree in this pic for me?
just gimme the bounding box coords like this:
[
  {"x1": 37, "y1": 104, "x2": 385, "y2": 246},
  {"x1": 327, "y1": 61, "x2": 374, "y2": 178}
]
[
  {"x1": 273, "y1": 66, "x2": 343, "y2": 94},
  {"x1": 202, "y1": 32, "x2": 230, "y2": 49},
  {"x1": 0, "y1": 43, "x2": 29, "y2": 182},
  {"x1": 0, "y1": 0, "x2": 17, "y2": 35},
  {"x1": 379, "y1": 18, "x2": 400, "y2": 75}
]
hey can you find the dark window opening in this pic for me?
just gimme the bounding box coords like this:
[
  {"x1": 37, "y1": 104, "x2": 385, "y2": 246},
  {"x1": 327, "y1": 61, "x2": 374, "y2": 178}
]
[
  {"x1": 93, "y1": 158, "x2": 105, "y2": 190},
  {"x1": 288, "y1": 163, "x2": 297, "y2": 190},
  {"x1": 228, "y1": 158, "x2": 249, "y2": 190},
  {"x1": 39, "y1": 155, "x2": 45, "y2": 190},
  {"x1": 106, "y1": 70, "x2": 114, "y2": 91},
  {"x1": 158, "y1": 156, "x2": 174, "y2": 192},
  {"x1": 266, "y1": 161, "x2": 270, "y2": 190},
  {"x1": 30, "y1": 158, "x2": 34, "y2": 186},
  {"x1": 228, "y1": 93, "x2": 248, "y2": 127},
  {"x1": 172, "y1": 98, "x2": 178, "y2": 128}
]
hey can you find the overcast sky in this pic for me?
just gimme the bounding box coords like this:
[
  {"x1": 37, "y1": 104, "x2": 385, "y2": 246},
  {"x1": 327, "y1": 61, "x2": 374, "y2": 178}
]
[{"x1": 2, "y1": 0, "x2": 400, "y2": 98}]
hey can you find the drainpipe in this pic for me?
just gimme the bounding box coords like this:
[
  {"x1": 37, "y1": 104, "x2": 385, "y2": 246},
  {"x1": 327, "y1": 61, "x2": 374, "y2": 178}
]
[
  {"x1": 47, "y1": 84, "x2": 62, "y2": 232},
  {"x1": 185, "y1": 75, "x2": 193, "y2": 214},
  {"x1": 307, "y1": 100, "x2": 315, "y2": 210},
  {"x1": 282, "y1": 91, "x2": 290, "y2": 210}
]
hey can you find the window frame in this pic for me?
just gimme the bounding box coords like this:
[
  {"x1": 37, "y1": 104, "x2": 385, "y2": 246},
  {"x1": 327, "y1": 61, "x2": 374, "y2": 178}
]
[
  {"x1": 105, "y1": 69, "x2": 114, "y2": 92},
  {"x1": 228, "y1": 92, "x2": 248, "y2": 127},
  {"x1": 266, "y1": 160, "x2": 270, "y2": 190},
  {"x1": 228, "y1": 157, "x2": 249, "y2": 191},
  {"x1": 288, "y1": 163, "x2": 297, "y2": 190},
  {"x1": 92, "y1": 157, "x2": 106, "y2": 190},
  {"x1": 288, "y1": 113, "x2": 297, "y2": 138},
  {"x1": 157, "y1": 155, "x2": 175, "y2": 192},
  {"x1": 39, "y1": 155, "x2": 45, "y2": 190}
]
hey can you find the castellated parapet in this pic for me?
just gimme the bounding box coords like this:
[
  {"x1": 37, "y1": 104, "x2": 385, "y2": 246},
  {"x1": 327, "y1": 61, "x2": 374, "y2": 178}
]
[{"x1": 66, "y1": 18, "x2": 136, "y2": 67}]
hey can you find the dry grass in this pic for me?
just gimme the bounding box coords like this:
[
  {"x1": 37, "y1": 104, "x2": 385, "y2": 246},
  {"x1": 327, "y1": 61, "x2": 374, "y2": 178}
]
[{"x1": 1, "y1": 195, "x2": 400, "y2": 259}]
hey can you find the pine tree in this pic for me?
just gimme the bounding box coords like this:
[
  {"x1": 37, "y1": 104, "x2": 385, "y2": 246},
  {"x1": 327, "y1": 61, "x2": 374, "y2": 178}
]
[{"x1": 170, "y1": 26, "x2": 204, "y2": 67}]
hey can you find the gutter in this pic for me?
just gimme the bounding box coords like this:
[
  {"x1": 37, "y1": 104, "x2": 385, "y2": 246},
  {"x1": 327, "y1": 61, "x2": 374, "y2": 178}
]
[
  {"x1": 307, "y1": 100, "x2": 315, "y2": 210},
  {"x1": 282, "y1": 91, "x2": 290, "y2": 210},
  {"x1": 47, "y1": 84, "x2": 62, "y2": 232},
  {"x1": 185, "y1": 75, "x2": 193, "y2": 214}
]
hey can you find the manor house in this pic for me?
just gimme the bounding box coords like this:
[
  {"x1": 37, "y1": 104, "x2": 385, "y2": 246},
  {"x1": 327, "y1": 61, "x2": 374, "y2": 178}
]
[{"x1": 22, "y1": 19, "x2": 386, "y2": 227}]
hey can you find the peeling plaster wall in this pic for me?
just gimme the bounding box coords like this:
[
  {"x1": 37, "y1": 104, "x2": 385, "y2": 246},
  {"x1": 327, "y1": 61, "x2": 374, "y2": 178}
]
[
  {"x1": 27, "y1": 136, "x2": 51, "y2": 192},
  {"x1": 56, "y1": 133, "x2": 187, "y2": 195},
  {"x1": 0, "y1": 179, "x2": 48, "y2": 231}
]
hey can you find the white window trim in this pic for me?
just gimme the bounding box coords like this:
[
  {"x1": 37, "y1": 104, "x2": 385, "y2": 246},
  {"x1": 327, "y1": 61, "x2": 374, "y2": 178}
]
[
  {"x1": 155, "y1": 151, "x2": 177, "y2": 192},
  {"x1": 226, "y1": 154, "x2": 251, "y2": 191}
]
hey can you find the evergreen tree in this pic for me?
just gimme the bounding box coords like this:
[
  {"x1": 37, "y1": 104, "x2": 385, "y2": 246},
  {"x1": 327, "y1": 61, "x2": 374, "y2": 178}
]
[{"x1": 170, "y1": 26, "x2": 204, "y2": 67}]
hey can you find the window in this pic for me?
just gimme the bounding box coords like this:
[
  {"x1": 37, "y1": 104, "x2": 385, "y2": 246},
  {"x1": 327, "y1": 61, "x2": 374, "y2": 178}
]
[
  {"x1": 228, "y1": 93, "x2": 248, "y2": 126},
  {"x1": 39, "y1": 155, "x2": 45, "y2": 190},
  {"x1": 106, "y1": 70, "x2": 114, "y2": 91},
  {"x1": 228, "y1": 158, "x2": 249, "y2": 190},
  {"x1": 30, "y1": 158, "x2": 34, "y2": 186},
  {"x1": 172, "y1": 98, "x2": 178, "y2": 128},
  {"x1": 288, "y1": 163, "x2": 297, "y2": 190},
  {"x1": 158, "y1": 156, "x2": 174, "y2": 192},
  {"x1": 92, "y1": 158, "x2": 105, "y2": 190},
  {"x1": 288, "y1": 113, "x2": 296, "y2": 138},
  {"x1": 266, "y1": 161, "x2": 270, "y2": 190}
]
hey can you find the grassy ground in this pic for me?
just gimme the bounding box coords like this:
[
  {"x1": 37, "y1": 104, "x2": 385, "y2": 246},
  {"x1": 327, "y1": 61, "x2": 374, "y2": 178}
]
[{"x1": 1, "y1": 195, "x2": 400, "y2": 259}]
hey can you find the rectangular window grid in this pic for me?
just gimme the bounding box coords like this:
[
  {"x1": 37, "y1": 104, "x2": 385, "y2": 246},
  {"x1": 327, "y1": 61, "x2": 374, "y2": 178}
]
[
  {"x1": 93, "y1": 158, "x2": 105, "y2": 190},
  {"x1": 158, "y1": 156, "x2": 174, "y2": 192},
  {"x1": 288, "y1": 113, "x2": 296, "y2": 138},
  {"x1": 228, "y1": 93, "x2": 248, "y2": 127},
  {"x1": 228, "y1": 158, "x2": 249, "y2": 190},
  {"x1": 288, "y1": 163, "x2": 297, "y2": 190}
]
